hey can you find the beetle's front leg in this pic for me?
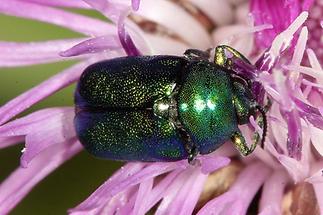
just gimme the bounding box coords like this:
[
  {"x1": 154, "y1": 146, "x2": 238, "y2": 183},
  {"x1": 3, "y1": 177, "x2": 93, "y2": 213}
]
[
  {"x1": 231, "y1": 131, "x2": 256, "y2": 156},
  {"x1": 184, "y1": 48, "x2": 212, "y2": 61},
  {"x1": 214, "y1": 45, "x2": 251, "y2": 69}
]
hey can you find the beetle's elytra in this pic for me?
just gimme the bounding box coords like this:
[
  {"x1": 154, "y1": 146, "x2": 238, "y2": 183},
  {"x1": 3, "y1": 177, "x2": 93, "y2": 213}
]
[{"x1": 75, "y1": 46, "x2": 267, "y2": 163}]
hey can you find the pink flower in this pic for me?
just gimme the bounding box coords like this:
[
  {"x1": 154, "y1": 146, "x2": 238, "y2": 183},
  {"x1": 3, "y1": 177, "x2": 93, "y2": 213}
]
[{"x1": 0, "y1": 0, "x2": 322, "y2": 214}]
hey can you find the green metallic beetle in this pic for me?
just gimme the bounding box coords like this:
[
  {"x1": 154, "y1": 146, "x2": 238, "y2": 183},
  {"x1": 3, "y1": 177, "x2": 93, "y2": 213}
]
[{"x1": 75, "y1": 45, "x2": 267, "y2": 163}]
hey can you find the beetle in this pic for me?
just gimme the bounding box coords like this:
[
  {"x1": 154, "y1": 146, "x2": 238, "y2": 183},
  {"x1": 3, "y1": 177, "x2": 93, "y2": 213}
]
[{"x1": 74, "y1": 45, "x2": 267, "y2": 163}]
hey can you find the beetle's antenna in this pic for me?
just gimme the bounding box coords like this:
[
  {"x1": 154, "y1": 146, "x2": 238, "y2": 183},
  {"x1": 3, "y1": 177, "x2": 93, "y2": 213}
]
[{"x1": 256, "y1": 105, "x2": 267, "y2": 148}]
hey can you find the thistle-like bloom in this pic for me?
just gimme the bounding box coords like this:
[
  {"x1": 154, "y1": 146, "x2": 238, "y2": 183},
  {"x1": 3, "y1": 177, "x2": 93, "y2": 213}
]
[{"x1": 0, "y1": 0, "x2": 322, "y2": 214}]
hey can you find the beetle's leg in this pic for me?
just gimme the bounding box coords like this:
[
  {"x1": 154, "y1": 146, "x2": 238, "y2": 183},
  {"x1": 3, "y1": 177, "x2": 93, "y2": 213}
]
[
  {"x1": 214, "y1": 45, "x2": 251, "y2": 69},
  {"x1": 252, "y1": 100, "x2": 270, "y2": 148},
  {"x1": 231, "y1": 131, "x2": 256, "y2": 156},
  {"x1": 184, "y1": 48, "x2": 212, "y2": 61},
  {"x1": 232, "y1": 81, "x2": 269, "y2": 152},
  {"x1": 175, "y1": 125, "x2": 198, "y2": 164}
]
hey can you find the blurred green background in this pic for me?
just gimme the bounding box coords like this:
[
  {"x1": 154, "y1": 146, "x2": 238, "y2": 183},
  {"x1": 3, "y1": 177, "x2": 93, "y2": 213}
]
[{"x1": 0, "y1": 9, "x2": 122, "y2": 215}]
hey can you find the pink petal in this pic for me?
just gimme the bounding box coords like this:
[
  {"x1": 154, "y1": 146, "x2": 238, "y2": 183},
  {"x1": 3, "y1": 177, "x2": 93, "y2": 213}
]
[
  {"x1": 118, "y1": 191, "x2": 137, "y2": 214},
  {"x1": 82, "y1": 0, "x2": 127, "y2": 23},
  {"x1": 0, "y1": 107, "x2": 75, "y2": 167},
  {"x1": 60, "y1": 36, "x2": 122, "y2": 57},
  {"x1": 99, "y1": 189, "x2": 134, "y2": 215},
  {"x1": 21, "y1": 108, "x2": 75, "y2": 167},
  {"x1": 0, "y1": 0, "x2": 115, "y2": 36},
  {"x1": 81, "y1": 0, "x2": 141, "y2": 56},
  {"x1": 118, "y1": 10, "x2": 142, "y2": 56},
  {"x1": 313, "y1": 183, "x2": 323, "y2": 214},
  {"x1": 305, "y1": 167, "x2": 323, "y2": 184},
  {"x1": 0, "y1": 136, "x2": 24, "y2": 149},
  {"x1": 302, "y1": 0, "x2": 315, "y2": 10},
  {"x1": 259, "y1": 206, "x2": 280, "y2": 215},
  {"x1": 197, "y1": 162, "x2": 271, "y2": 215},
  {"x1": 196, "y1": 192, "x2": 235, "y2": 215},
  {"x1": 0, "y1": 62, "x2": 87, "y2": 125},
  {"x1": 166, "y1": 169, "x2": 208, "y2": 215},
  {"x1": 144, "y1": 170, "x2": 181, "y2": 211},
  {"x1": 70, "y1": 162, "x2": 184, "y2": 214},
  {"x1": 199, "y1": 155, "x2": 231, "y2": 174},
  {"x1": 132, "y1": 178, "x2": 153, "y2": 215},
  {"x1": 259, "y1": 170, "x2": 288, "y2": 214},
  {"x1": 260, "y1": 11, "x2": 309, "y2": 72},
  {"x1": 310, "y1": 126, "x2": 323, "y2": 156},
  {"x1": 0, "y1": 108, "x2": 72, "y2": 136},
  {"x1": 155, "y1": 170, "x2": 193, "y2": 215},
  {"x1": 0, "y1": 39, "x2": 85, "y2": 67},
  {"x1": 278, "y1": 155, "x2": 309, "y2": 182},
  {"x1": 284, "y1": 109, "x2": 302, "y2": 160},
  {"x1": 24, "y1": 0, "x2": 89, "y2": 8},
  {"x1": 307, "y1": 48, "x2": 322, "y2": 71},
  {"x1": 131, "y1": 0, "x2": 140, "y2": 11},
  {"x1": 0, "y1": 140, "x2": 82, "y2": 215},
  {"x1": 291, "y1": 27, "x2": 308, "y2": 68},
  {"x1": 250, "y1": 0, "x2": 302, "y2": 48}
]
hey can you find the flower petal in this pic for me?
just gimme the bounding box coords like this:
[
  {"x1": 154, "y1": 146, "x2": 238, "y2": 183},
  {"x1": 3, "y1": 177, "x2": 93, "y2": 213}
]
[
  {"x1": 82, "y1": 0, "x2": 127, "y2": 23},
  {"x1": 0, "y1": 62, "x2": 87, "y2": 125},
  {"x1": 166, "y1": 169, "x2": 208, "y2": 215},
  {"x1": 24, "y1": 0, "x2": 89, "y2": 8},
  {"x1": 118, "y1": 10, "x2": 142, "y2": 56},
  {"x1": 81, "y1": 0, "x2": 142, "y2": 56},
  {"x1": 0, "y1": 0, "x2": 115, "y2": 36},
  {"x1": 250, "y1": 0, "x2": 302, "y2": 48},
  {"x1": 0, "y1": 140, "x2": 82, "y2": 215},
  {"x1": 197, "y1": 162, "x2": 271, "y2": 215},
  {"x1": 144, "y1": 170, "x2": 181, "y2": 211},
  {"x1": 0, "y1": 108, "x2": 73, "y2": 136},
  {"x1": 132, "y1": 178, "x2": 153, "y2": 215},
  {"x1": 70, "y1": 162, "x2": 185, "y2": 214},
  {"x1": 0, "y1": 39, "x2": 85, "y2": 67},
  {"x1": 284, "y1": 109, "x2": 302, "y2": 160},
  {"x1": 306, "y1": 168, "x2": 323, "y2": 184},
  {"x1": 259, "y1": 170, "x2": 288, "y2": 215},
  {"x1": 310, "y1": 126, "x2": 323, "y2": 156},
  {"x1": 199, "y1": 155, "x2": 231, "y2": 174},
  {"x1": 256, "y1": 12, "x2": 309, "y2": 72},
  {"x1": 60, "y1": 36, "x2": 122, "y2": 57},
  {"x1": 131, "y1": 0, "x2": 140, "y2": 11},
  {"x1": 313, "y1": 183, "x2": 323, "y2": 214},
  {"x1": 155, "y1": 170, "x2": 193, "y2": 215},
  {"x1": 0, "y1": 136, "x2": 24, "y2": 149},
  {"x1": 278, "y1": 154, "x2": 309, "y2": 182},
  {"x1": 21, "y1": 108, "x2": 75, "y2": 167}
]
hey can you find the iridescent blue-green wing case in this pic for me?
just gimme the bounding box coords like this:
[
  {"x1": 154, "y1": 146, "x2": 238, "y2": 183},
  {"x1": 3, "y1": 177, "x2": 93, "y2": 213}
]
[
  {"x1": 75, "y1": 56, "x2": 189, "y2": 161},
  {"x1": 75, "y1": 56, "x2": 188, "y2": 109},
  {"x1": 75, "y1": 110, "x2": 188, "y2": 161}
]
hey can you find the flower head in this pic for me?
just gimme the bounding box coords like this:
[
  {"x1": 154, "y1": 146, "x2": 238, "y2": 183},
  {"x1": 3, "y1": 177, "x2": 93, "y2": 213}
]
[{"x1": 0, "y1": 0, "x2": 322, "y2": 214}]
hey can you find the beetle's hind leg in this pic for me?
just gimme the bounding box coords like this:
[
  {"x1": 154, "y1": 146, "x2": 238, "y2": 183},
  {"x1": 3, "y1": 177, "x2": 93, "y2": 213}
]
[{"x1": 214, "y1": 45, "x2": 251, "y2": 69}]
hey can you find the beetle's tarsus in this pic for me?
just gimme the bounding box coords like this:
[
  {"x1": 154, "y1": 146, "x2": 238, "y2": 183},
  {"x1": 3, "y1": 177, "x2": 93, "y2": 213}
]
[
  {"x1": 231, "y1": 131, "x2": 256, "y2": 156},
  {"x1": 187, "y1": 145, "x2": 198, "y2": 164},
  {"x1": 214, "y1": 45, "x2": 251, "y2": 69}
]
